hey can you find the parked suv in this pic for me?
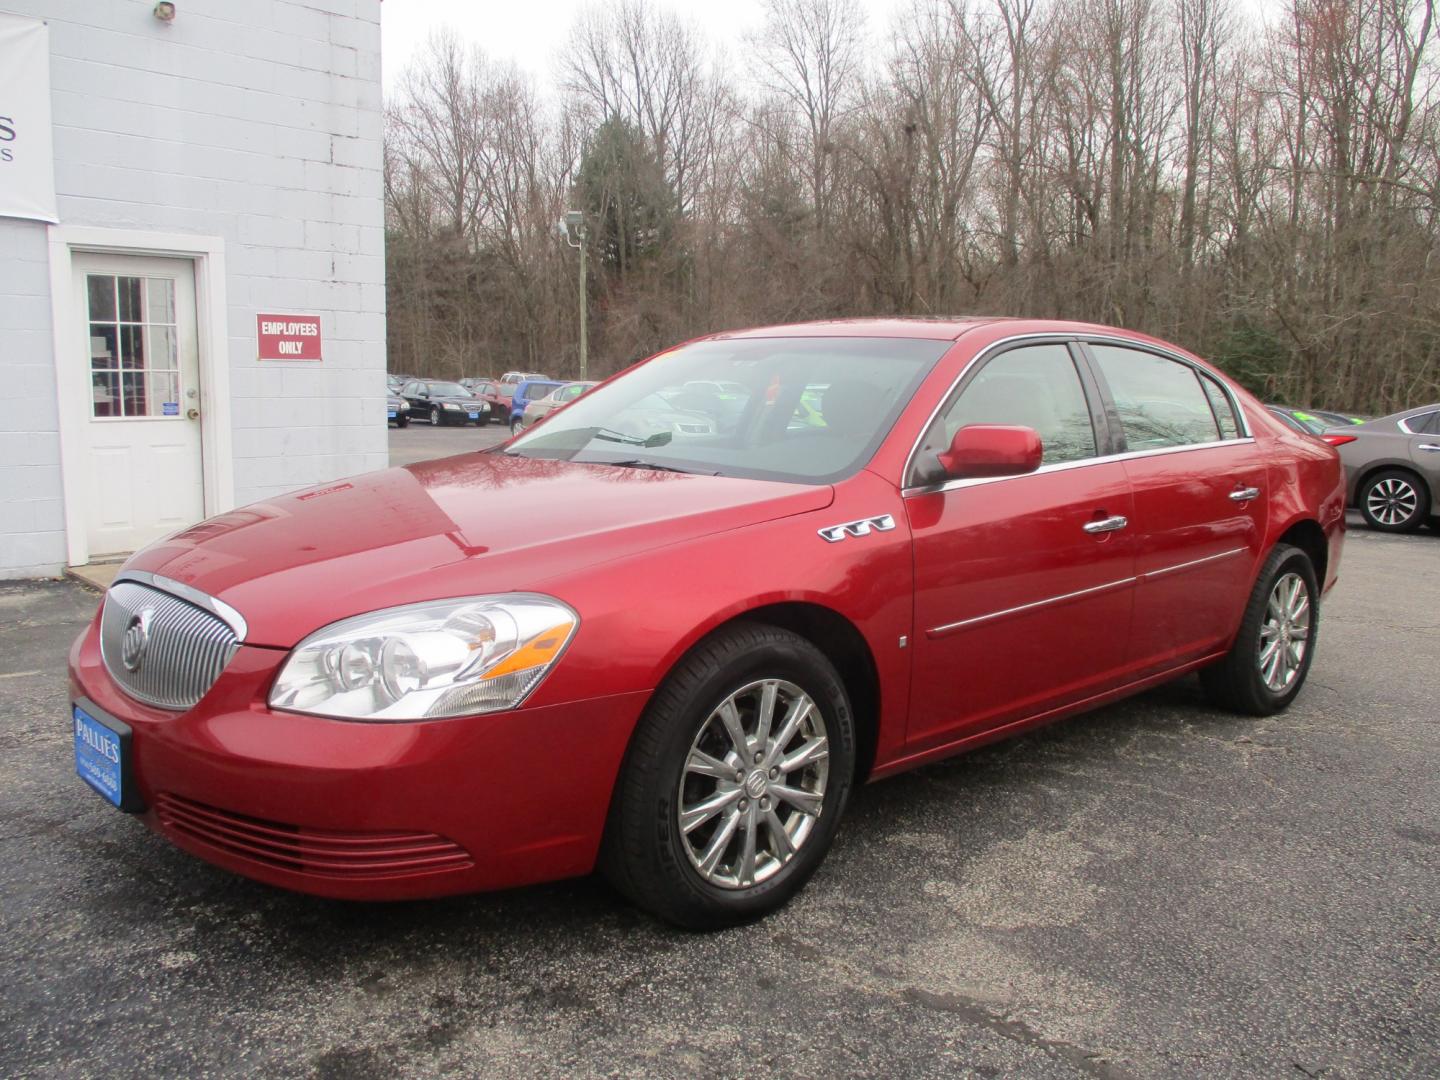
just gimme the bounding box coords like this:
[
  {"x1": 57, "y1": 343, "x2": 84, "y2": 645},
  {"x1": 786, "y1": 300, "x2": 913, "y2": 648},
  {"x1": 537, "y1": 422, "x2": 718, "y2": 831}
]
[
  {"x1": 499, "y1": 371, "x2": 548, "y2": 385},
  {"x1": 503, "y1": 379, "x2": 565, "y2": 432}
]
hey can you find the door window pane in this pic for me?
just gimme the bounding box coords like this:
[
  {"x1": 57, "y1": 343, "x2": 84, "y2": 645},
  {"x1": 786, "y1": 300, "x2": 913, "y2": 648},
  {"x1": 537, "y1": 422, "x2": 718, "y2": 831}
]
[
  {"x1": 1199, "y1": 374, "x2": 1241, "y2": 439},
  {"x1": 1090, "y1": 345, "x2": 1222, "y2": 450},
  {"x1": 86, "y1": 274, "x2": 181, "y2": 419},
  {"x1": 938, "y1": 344, "x2": 1099, "y2": 465}
]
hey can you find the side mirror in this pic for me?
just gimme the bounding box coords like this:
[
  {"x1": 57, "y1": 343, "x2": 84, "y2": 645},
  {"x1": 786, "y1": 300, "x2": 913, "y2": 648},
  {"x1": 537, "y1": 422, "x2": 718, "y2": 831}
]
[{"x1": 938, "y1": 424, "x2": 1043, "y2": 479}]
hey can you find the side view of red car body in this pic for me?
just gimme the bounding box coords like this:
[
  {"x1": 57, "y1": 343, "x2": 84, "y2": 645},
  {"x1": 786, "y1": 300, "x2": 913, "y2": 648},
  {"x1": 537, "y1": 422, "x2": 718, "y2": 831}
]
[{"x1": 69, "y1": 318, "x2": 1345, "y2": 927}]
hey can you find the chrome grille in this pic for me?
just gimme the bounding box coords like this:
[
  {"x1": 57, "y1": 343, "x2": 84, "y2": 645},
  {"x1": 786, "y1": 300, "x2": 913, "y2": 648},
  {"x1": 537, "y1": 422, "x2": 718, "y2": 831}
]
[{"x1": 100, "y1": 577, "x2": 242, "y2": 710}]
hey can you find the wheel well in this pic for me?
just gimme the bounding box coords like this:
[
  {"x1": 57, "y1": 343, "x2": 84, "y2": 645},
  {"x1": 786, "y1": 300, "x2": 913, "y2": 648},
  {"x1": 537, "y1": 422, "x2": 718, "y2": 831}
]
[
  {"x1": 725, "y1": 602, "x2": 882, "y2": 783},
  {"x1": 1277, "y1": 518, "x2": 1328, "y2": 586}
]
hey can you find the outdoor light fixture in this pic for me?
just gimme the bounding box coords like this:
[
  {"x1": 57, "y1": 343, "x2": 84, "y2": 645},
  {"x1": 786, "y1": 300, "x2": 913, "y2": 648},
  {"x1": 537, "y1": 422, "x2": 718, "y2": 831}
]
[
  {"x1": 560, "y1": 211, "x2": 589, "y2": 380},
  {"x1": 153, "y1": 2, "x2": 176, "y2": 22}
]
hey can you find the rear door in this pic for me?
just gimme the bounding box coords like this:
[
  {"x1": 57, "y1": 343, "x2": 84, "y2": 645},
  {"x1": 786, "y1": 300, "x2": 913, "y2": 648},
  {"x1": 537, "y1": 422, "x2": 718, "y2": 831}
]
[
  {"x1": 905, "y1": 341, "x2": 1136, "y2": 751},
  {"x1": 1082, "y1": 342, "x2": 1267, "y2": 675}
]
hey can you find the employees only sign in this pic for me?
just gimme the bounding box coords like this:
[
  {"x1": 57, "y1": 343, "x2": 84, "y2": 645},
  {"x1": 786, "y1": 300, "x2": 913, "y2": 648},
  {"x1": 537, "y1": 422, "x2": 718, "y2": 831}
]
[
  {"x1": 256, "y1": 313, "x2": 323, "y2": 361},
  {"x1": 0, "y1": 13, "x2": 58, "y2": 224}
]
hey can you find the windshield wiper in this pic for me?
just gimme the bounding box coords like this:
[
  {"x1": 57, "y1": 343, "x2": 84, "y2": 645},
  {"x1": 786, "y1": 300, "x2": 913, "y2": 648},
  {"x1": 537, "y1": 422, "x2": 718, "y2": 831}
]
[
  {"x1": 594, "y1": 427, "x2": 673, "y2": 447},
  {"x1": 604, "y1": 458, "x2": 714, "y2": 475}
]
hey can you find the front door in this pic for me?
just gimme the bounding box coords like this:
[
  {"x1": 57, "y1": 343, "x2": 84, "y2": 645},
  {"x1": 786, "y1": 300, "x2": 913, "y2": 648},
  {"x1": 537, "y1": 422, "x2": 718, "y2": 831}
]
[
  {"x1": 905, "y1": 341, "x2": 1137, "y2": 751},
  {"x1": 73, "y1": 253, "x2": 204, "y2": 559}
]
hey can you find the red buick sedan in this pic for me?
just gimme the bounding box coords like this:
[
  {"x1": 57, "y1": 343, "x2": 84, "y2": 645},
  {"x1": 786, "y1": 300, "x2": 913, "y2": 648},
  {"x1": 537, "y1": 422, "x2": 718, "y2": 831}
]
[{"x1": 70, "y1": 319, "x2": 1345, "y2": 927}]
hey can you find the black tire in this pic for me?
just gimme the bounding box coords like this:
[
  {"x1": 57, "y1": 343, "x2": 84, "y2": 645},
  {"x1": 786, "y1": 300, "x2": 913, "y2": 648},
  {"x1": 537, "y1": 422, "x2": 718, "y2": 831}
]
[
  {"x1": 1357, "y1": 468, "x2": 1429, "y2": 532},
  {"x1": 601, "y1": 622, "x2": 856, "y2": 929},
  {"x1": 396, "y1": 416, "x2": 408, "y2": 428},
  {"x1": 1200, "y1": 544, "x2": 1319, "y2": 716},
  {"x1": 430, "y1": 405, "x2": 443, "y2": 427}
]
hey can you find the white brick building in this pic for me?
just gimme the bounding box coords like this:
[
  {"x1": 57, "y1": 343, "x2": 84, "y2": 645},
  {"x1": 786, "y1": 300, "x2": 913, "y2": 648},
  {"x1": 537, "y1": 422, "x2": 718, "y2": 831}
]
[{"x1": 0, "y1": 0, "x2": 385, "y2": 579}]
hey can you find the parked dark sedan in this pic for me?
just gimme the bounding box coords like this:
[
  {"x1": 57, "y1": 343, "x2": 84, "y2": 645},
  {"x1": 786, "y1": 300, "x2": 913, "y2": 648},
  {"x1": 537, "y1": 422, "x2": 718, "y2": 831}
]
[
  {"x1": 398, "y1": 379, "x2": 489, "y2": 427},
  {"x1": 1266, "y1": 405, "x2": 1365, "y2": 435},
  {"x1": 386, "y1": 394, "x2": 409, "y2": 428}
]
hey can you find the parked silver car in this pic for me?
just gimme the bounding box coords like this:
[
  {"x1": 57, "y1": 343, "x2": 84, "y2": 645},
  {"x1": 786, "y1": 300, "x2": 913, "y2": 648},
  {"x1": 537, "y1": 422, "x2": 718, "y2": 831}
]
[{"x1": 1330, "y1": 404, "x2": 1440, "y2": 531}]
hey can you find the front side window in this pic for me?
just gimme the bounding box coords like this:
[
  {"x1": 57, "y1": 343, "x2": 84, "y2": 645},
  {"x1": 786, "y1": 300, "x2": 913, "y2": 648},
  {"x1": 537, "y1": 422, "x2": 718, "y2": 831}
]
[
  {"x1": 1090, "y1": 345, "x2": 1221, "y2": 450},
  {"x1": 919, "y1": 343, "x2": 1099, "y2": 475},
  {"x1": 506, "y1": 337, "x2": 949, "y2": 483}
]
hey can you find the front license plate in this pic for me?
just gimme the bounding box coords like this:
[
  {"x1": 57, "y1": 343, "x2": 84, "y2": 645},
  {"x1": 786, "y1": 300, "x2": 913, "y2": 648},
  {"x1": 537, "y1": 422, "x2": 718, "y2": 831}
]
[
  {"x1": 387, "y1": 410, "x2": 397, "y2": 419},
  {"x1": 73, "y1": 703, "x2": 133, "y2": 810},
  {"x1": 468, "y1": 412, "x2": 479, "y2": 420}
]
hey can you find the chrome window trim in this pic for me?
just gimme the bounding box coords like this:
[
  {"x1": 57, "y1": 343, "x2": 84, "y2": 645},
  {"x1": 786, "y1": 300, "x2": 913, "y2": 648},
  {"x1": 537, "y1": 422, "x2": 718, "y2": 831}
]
[
  {"x1": 903, "y1": 436, "x2": 1258, "y2": 497},
  {"x1": 924, "y1": 546, "x2": 1252, "y2": 637},
  {"x1": 1398, "y1": 411, "x2": 1437, "y2": 435},
  {"x1": 114, "y1": 569, "x2": 248, "y2": 641},
  {"x1": 901, "y1": 331, "x2": 1254, "y2": 492}
]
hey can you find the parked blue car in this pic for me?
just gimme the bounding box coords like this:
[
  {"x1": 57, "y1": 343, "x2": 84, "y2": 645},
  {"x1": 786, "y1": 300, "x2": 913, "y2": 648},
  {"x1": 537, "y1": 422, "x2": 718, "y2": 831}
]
[{"x1": 504, "y1": 379, "x2": 565, "y2": 431}]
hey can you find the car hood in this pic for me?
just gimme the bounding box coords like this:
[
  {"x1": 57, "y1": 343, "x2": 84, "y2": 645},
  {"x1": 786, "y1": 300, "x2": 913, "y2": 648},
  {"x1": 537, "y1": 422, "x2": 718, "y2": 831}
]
[{"x1": 123, "y1": 453, "x2": 834, "y2": 646}]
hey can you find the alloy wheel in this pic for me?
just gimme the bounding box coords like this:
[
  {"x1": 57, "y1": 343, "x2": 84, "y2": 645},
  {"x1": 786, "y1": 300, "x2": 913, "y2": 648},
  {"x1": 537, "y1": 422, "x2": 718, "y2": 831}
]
[
  {"x1": 677, "y1": 678, "x2": 829, "y2": 889},
  {"x1": 1257, "y1": 572, "x2": 1311, "y2": 693},
  {"x1": 431, "y1": 405, "x2": 442, "y2": 426},
  {"x1": 1366, "y1": 477, "x2": 1419, "y2": 526}
]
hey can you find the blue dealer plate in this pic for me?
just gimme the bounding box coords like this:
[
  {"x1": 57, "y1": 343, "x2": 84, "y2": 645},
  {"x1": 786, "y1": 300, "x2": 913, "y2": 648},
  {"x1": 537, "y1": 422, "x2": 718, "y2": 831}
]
[
  {"x1": 74, "y1": 704, "x2": 125, "y2": 808},
  {"x1": 468, "y1": 411, "x2": 479, "y2": 420},
  {"x1": 387, "y1": 410, "x2": 397, "y2": 418}
]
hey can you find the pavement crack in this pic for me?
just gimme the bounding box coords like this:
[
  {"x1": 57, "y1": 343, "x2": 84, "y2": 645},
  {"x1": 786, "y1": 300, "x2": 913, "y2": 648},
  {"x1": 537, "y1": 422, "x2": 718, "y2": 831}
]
[{"x1": 902, "y1": 986, "x2": 1132, "y2": 1079}]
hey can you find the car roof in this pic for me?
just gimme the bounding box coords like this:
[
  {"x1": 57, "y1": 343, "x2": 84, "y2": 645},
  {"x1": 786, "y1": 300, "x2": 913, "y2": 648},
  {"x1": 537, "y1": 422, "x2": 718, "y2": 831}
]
[{"x1": 705, "y1": 316, "x2": 1200, "y2": 346}]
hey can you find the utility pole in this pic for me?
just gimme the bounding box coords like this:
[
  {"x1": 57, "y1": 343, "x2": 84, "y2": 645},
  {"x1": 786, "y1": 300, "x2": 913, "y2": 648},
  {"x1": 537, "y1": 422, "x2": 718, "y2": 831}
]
[{"x1": 561, "y1": 210, "x2": 588, "y2": 380}]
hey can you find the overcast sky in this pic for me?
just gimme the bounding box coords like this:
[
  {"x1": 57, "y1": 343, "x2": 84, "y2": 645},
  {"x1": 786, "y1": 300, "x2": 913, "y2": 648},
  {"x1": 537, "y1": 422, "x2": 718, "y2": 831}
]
[{"x1": 380, "y1": 0, "x2": 1284, "y2": 95}]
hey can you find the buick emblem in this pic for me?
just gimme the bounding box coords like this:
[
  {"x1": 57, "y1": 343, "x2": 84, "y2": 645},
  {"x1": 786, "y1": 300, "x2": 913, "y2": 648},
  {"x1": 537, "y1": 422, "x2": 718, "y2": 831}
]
[{"x1": 121, "y1": 609, "x2": 154, "y2": 673}]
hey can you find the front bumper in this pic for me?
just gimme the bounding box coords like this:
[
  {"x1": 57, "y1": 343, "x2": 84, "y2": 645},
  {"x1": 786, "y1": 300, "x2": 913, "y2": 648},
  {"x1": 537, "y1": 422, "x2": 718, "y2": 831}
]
[{"x1": 69, "y1": 615, "x2": 647, "y2": 900}]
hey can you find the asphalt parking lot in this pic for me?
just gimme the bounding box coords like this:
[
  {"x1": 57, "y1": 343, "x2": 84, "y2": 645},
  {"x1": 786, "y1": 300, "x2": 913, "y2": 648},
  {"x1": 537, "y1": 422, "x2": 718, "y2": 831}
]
[
  {"x1": 387, "y1": 418, "x2": 507, "y2": 467},
  {"x1": 3, "y1": 474, "x2": 1438, "y2": 1077}
]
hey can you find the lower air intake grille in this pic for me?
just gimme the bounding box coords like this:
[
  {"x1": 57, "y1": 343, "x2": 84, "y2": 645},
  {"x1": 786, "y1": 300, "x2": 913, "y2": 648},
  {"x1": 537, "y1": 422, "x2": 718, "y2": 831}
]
[{"x1": 155, "y1": 793, "x2": 474, "y2": 880}]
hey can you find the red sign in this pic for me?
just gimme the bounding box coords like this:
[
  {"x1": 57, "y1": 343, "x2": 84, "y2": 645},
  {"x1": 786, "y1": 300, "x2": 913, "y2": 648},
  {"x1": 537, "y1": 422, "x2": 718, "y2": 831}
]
[{"x1": 256, "y1": 313, "x2": 323, "y2": 361}]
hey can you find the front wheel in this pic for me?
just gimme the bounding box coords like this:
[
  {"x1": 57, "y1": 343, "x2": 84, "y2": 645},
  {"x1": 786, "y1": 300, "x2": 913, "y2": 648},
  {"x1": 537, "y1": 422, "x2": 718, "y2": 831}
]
[
  {"x1": 395, "y1": 416, "x2": 408, "y2": 428},
  {"x1": 511, "y1": 418, "x2": 524, "y2": 437},
  {"x1": 601, "y1": 622, "x2": 856, "y2": 929},
  {"x1": 1358, "y1": 469, "x2": 1429, "y2": 532},
  {"x1": 430, "y1": 405, "x2": 443, "y2": 426},
  {"x1": 1200, "y1": 544, "x2": 1319, "y2": 716}
]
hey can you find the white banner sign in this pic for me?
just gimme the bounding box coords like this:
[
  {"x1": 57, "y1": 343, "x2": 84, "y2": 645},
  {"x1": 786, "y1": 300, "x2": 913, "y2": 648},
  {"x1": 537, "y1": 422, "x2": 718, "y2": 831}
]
[{"x1": 0, "y1": 13, "x2": 57, "y2": 224}]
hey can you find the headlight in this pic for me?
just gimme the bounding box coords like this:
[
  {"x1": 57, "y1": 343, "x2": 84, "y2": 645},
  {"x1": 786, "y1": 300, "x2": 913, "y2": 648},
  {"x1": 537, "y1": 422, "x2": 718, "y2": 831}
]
[
  {"x1": 268, "y1": 594, "x2": 578, "y2": 721},
  {"x1": 443, "y1": 401, "x2": 462, "y2": 410}
]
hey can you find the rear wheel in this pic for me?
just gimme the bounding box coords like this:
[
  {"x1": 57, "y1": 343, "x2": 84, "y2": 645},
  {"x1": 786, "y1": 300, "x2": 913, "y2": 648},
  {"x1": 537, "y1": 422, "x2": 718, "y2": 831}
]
[
  {"x1": 602, "y1": 622, "x2": 855, "y2": 929},
  {"x1": 1200, "y1": 544, "x2": 1318, "y2": 716},
  {"x1": 1358, "y1": 469, "x2": 1429, "y2": 532}
]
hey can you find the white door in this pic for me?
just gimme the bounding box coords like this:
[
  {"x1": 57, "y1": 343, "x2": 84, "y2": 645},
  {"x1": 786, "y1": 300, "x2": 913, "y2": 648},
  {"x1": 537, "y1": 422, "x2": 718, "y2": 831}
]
[{"x1": 72, "y1": 253, "x2": 205, "y2": 558}]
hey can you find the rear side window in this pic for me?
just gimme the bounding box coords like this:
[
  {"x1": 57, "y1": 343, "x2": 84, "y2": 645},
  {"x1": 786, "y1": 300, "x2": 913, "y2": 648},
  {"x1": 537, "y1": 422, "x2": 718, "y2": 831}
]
[
  {"x1": 1401, "y1": 411, "x2": 1438, "y2": 434},
  {"x1": 1090, "y1": 345, "x2": 1222, "y2": 450},
  {"x1": 1199, "y1": 374, "x2": 1242, "y2": 439},
  {"x1": 524, "y1": 384, "x2": 555, "y2": 401},
  {"x1": 931, "y1": 343, "x2": 1099, "y2": 467}
]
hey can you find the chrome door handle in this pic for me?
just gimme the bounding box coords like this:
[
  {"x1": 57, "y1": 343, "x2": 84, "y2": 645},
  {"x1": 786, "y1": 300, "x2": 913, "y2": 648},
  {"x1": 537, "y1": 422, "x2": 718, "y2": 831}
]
[
  {"x1": 1417, "y1": 444, "x2": 1440, "y2": 452},
  {"x1": 1083, "y1": 515, "x2": 1129, "y2": 534},
  {"x1": 1229, "y1": 486, "x2": 1261, "y2": 502}
]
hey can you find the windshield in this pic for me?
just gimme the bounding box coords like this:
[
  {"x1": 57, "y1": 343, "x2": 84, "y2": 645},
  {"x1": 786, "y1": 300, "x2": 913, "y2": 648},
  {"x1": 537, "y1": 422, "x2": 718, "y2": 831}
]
[
  {"x1": 504, "y1": 336, "x2": 950, "y2": 483},
  {"x1": 427, "y1": 381, "x2": 472, "y2": 397}
]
